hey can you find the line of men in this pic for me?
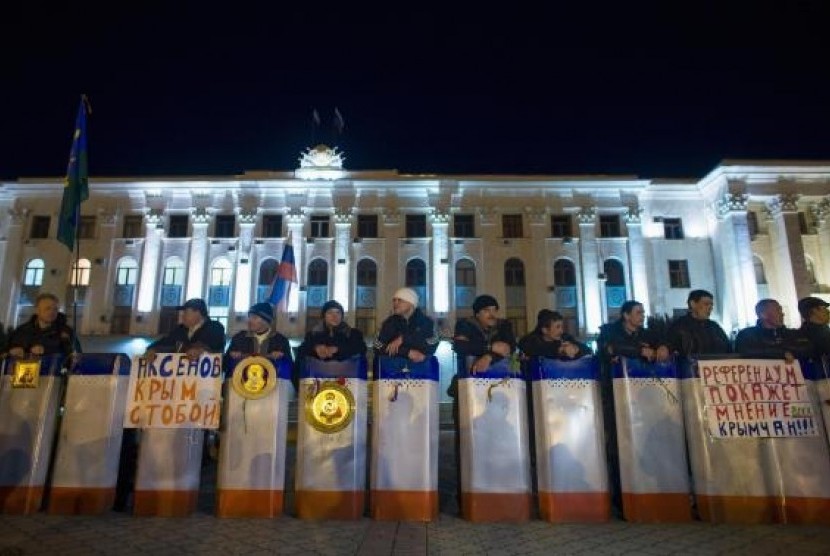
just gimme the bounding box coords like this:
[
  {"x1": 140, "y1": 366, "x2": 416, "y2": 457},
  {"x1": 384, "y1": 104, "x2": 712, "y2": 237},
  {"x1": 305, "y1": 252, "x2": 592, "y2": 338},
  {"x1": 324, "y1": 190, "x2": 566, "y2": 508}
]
[{"x1": 4, "y1": 288, "x2": 830, "y2": 517}]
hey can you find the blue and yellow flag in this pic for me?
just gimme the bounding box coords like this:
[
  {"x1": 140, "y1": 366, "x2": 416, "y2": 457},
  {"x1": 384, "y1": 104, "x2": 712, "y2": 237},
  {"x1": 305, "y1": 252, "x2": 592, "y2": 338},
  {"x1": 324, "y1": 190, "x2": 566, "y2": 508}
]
[{"x1": 57, "y1": 96, "x2": 90, "y2": 251}]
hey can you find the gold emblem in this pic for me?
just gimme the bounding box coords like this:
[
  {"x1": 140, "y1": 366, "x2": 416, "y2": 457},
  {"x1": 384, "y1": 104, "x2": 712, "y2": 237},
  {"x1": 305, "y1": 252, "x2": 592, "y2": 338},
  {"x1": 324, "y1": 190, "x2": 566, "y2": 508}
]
[
  {"x1": 12, "y1": 360, "x2": 41, "y2": 389},
  {"x1": 305, "y1": 381, "x2": 355, "y2": 434},
  {"x1": 231, "y1": 356, "x2": 278, "y2": 400}
]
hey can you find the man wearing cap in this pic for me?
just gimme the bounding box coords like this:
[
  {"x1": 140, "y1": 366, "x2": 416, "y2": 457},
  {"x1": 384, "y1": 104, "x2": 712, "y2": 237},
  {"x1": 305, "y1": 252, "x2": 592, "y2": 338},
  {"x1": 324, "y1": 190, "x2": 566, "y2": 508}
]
[
  {"x1": 373, "y1": 288, "x2": 439, "y2": 363},
  {"x1": 296, "y1": 300, "x2": 366, "y2": 362},
  {"x1": 452, "y1": 294, "x2": 516, "y2": 373},
  {"x1": 144, "y1": 298, "x2": 226, "y2": 360},
  {"x1": 226, "y1": 302, "x2": 292, "y2": 363},
  {"x1": 798, "y1": 296, "x2": 830, "y2": 360},
  {"x1": 735, "y1": 298, "x2": 812, "y2": 360}
]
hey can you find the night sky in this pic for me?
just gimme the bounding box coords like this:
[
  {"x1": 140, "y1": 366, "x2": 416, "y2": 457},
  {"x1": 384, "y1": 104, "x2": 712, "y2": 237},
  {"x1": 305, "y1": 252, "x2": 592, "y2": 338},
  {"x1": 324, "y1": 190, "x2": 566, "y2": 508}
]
[{"x1": 3, "y1": 2, "x2": 830, "y2": 181}]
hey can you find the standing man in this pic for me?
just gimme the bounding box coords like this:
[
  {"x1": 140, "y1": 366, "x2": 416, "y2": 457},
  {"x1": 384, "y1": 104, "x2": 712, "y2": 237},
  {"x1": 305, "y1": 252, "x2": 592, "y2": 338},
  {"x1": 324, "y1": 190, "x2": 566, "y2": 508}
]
[
  {"x1": 7, "y1": 293, "x2": 81, "y2": 357},
  {"x1": 734, "y1": 298, "x2": 812, "y2": 360},
  {"x1": 144, "y1": 298, "x2": 226, "y2": 360},
  {"x1": 797, "y1": 296, "x2": 830, "y2": 360},
  {"x1": 373, "y1": 287, "x2": 439, "y2": 363},
  {"x1": 667, "y1": 290, "x2": 732, "y2": 357}
]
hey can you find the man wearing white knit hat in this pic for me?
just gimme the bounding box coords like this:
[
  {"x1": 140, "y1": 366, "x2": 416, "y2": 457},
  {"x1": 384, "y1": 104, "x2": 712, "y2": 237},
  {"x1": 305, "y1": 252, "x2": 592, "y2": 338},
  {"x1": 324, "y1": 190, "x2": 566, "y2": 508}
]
[{"x1": 373, "y1": 287, "x2": 439, "y2": 363}]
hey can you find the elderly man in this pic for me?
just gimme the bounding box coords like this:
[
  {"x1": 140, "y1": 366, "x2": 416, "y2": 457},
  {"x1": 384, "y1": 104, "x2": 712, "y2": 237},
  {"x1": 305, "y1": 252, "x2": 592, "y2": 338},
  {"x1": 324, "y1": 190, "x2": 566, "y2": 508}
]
[
  {"x1": 735, "y1": 298, "x2": 812, "y2": 360},
  {"x1": 373, "y1": 287, "x2": 438, "y2": 363},
  {"x1": 144, "y1": 298, "x2": 226, "y2": 360},
  {"x1": 7, "y1": 292, "x2": 81, "y2": 357}
]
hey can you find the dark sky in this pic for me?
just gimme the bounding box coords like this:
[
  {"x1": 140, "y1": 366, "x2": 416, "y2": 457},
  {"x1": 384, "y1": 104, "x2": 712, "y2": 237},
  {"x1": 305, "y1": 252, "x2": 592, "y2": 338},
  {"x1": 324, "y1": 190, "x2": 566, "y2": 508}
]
[{"x1": 3, "y1": 2, "x2": 830, "y2": 180}]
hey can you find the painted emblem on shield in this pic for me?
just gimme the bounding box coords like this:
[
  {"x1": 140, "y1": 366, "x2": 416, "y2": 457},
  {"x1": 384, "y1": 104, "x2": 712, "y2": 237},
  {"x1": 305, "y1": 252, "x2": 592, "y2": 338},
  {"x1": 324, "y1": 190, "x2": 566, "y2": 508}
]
[{"x1": 231, "y1": 356, "x2": 277, "y2": 400}]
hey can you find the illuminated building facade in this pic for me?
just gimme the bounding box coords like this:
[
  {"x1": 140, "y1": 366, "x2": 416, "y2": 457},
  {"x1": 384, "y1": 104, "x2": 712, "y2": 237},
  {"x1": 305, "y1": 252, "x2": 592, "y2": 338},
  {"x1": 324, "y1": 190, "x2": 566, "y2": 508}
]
[{"x1": 1, "y1": 148, "x2": 829, "y2": 345}]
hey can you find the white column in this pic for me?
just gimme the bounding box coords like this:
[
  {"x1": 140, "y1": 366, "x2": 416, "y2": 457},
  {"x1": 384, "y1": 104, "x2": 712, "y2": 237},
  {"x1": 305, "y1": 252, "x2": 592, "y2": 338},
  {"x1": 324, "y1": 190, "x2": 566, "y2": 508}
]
[
  {"x1": 286, "y1": 210, "x2": 305, "y2": 314},
  {"x1": 625, "y1": 207, "x2": 651, "y2": 312},
  {"x1": 0, "y1": 208, "x2": 27, "y2": 325},
  {"x1": 86, "y1": 210, "x2": 118, "y2": 334},
  {"x1": 766, "y1": 194, "x2": 808, "y2": 326},
  {"x1": 186, "y1": 209, "x2": 210, "y2": 300},
  {"x1": 578, "y1": 207, "x2": 602, "y2": 334},
  {"x1": 233, "y1": 210, "x2": 257, "y2": 313},
  {"x1": 381, "y1": 209, "x2": 402, "y2": 317},
  {"x1": 137, "y1": 209, "x2": 164, "y2": 313},
  {"x1": 715, "y1": 192, "x2": 757, "y2": 329},
  {"x1": 430, "y1": 211, "x2": 450, "y2": 314},
  {"x1": 813, "y1": 198, "x2": 830, "y2": 288},
  {"x1": 333, "y1": 209, "x2": 353, "y2": 312}
]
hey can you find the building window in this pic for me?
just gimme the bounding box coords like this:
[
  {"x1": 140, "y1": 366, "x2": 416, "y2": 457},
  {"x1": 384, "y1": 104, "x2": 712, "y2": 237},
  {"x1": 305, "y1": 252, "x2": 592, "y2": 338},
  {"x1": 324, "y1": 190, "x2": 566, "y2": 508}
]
[
  {"x1": 406, "y1": 259, "x2": 427, "y2": 287},
  {"x1": 79, "y1": 216, "x2": 96, "y2": 239},
  {"x1": 308, "y1": 259, "x2": 328, "y2": 286},
  {"x1": 30, "y1": 216, "x2": 50, "y2": 239},
  {"x1": 123, "y1": 215, "x2": 143, "y2": 238},
  {"x1": 23, "y1": 259, "x2": 45, "y2": 286},
  {"x1": 215, "y1": 215, "x2": 235, "y2": 238},
  {"x1": 753, "y1": 256, "x2": 767, "y2": 285},
  {"x1": 356, "y1": 259, "x2": 377, "y2": 285},
  {"x1": 405, "y1": 214, "x2": 427, "y2": 238},
  {"x1": 599, "y1": 215, "x2": 622, "y2": 238},
  {"x1": 505, "y1": 258, "x2": 526, "y2": 286},
  {"x1": 553, "y1": 259, "x2": 576, "y2": 286},
  {"x1": 357, "y1": 214, "x2": 378, "y2": 238},
  {"x1": 604, "y1": 259, "x2": 625, "y2": 286},
  {"x1": 160, "y1": 258, "x2": 185, "y2": 306},
  {"x1": 747, "y1": 211, "x2": 759, "y2": 239},
  {"x1": 116, "y1": 258, "x2": 139, "y2": 286},
  {"x1": 663, "y1": 218, "x2": 684, "y2": 239},
  {"x1": 262, "y1": 214, "x2": 283, "y2": 238},
  {"x1": 70, "y1": 258, "x2": 91, "y2": 286},
  {"x1": 668, "y1": 260, "x2": 691, "y2": 288},
  {"x1": 455, "y1": 259, "x2": 476, "y2": 286},
  {"x1": 454, "y1": 214, "x2": 475, "y2": 238},
  {"x1": 502, "y1": 214, "x2": 523, "y2": 238},
  {"x1": 310, "y1": 215, "x2": 330, "y2": 238},
  {"x1": 551, "y1": 214, "x2": 572, "y2": 238},
  {"x1": 168, "y1": 214, "x2": 189, "y2": 238}
]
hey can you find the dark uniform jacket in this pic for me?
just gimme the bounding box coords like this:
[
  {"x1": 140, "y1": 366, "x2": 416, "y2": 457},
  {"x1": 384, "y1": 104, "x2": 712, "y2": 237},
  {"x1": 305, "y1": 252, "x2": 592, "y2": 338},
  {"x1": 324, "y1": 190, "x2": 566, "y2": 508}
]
[
  {"x1": 734, "y1": 322, "x2": 812, "y2": 360},
  {"x1": 449, "y1": 317, "x2": 516, "y2": 399},
  {"x1": 226, "y1": 329, "x2": 293, "y2": 362},
  {"x1": 668, "y1": 314, "x2": 732, "y2": 357},
  {"x1": 799, "y1": 321, "x2": 830, "y2": 361},
  {"x1": 597, "y1": 319, "x2": 667, "y2": 363},
  {"x1": 7, "y1": 312, "x2": 80, "y2": 356},
  {"x1": 148, "y1": 319, "x2": 226, "y2": 354},
  {"x1": 297, "y1": 321, "x2": 366, "y2": 361},
  {"x1": 518, "y1": 331, "x2": 592, "y2": 359},
  {"x1": 373, "y1": 308, "x2": 439, "y2": 358}
]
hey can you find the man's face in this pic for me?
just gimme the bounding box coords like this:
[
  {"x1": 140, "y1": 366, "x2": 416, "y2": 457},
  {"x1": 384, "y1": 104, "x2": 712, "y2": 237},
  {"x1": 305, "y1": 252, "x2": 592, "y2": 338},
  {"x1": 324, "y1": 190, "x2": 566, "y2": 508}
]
[
  {"x1": 809, "y1": 305, "x2": 830, "y2": 326},
  {"x1": 181, "y1": 308, "x2": 204, "y2": 328},
  {"x1": 247, "y1": 314, "x2": 270, "y2": 333},
  {"x1": 689, "y1": 296, "x2": 714, "y2": 320},
  {"x1": 759, "y1": 302, "x2": 784, "y2": 328},
  {"x1": 35, "y1": 298, "x2": 58, "y2": 325},
  {"x1": 542, "y1": 320, "x2": 564, "y2": 341},
  {"x1": 623, "y1": 305, "x2": 645, "y2": 328},
  {"x1": 324, "y1": 308, "x2": 343, "y2": 328},
  {"x1": 475, "y1": 306, "x2": 498, "y2": 328},
  {"x1": 392, "y1": 297, "x2": 414, "y2": 317}
]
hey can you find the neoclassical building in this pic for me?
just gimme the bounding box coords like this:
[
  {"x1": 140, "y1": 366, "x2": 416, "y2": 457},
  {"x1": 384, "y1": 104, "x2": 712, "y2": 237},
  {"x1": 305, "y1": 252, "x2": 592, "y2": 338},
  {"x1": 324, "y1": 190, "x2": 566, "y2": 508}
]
[{"x1": 1, "y1": 146, "x2": 829, "y2": 345}]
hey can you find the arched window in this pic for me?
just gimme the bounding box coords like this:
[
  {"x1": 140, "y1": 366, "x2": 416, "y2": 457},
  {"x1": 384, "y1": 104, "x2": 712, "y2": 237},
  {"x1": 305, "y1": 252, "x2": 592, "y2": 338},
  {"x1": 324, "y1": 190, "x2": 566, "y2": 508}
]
[
  {"x1": 208, "y1": 258, "x2": 233, "y2": 326},
  {"x1": 405, "y1": 259, "x2": 427, "y2": 287},
  {"x1": 162, "y1": 257, "x2": 186, "y2": 286},
  {"x1": 116, "y1": 257, "x2": 138, "y2": 286},
  {"x1": 553, "y1": 259, "x2": 576, "y2": 286},
  {"x1": 69, "y1": 258, "x2": 91, "y2": 286},
  {"x1": 753, "y1": 256, "x2": 767, "y2": 285},
  {"x1": 23, "y1": 258, "x2": 45, "y2": 286},
  {"x1": 455, "y1": 259, "x2": 476, "y2": 287},
  {"x1": 355, "y1": 259, "x2": 378, "y2": 336},
  {"x1": 604, "y1": 259, "x2": 625, "y2": 286},
  {"x1": 504, "y1": 258, "x2": 526, "y2": 287},
  {"x1": 306, "y1": 259, "x2": 329, "y2": 308},
  {"x1": 806, "y1": 257, "x2": 818, "y2": 286},
  {"x1": 356, "y1": 259, "x2": 377, "y2": 287},
  {"x1": 258, "y1": 258, "x2": 278, "y2": 286}
]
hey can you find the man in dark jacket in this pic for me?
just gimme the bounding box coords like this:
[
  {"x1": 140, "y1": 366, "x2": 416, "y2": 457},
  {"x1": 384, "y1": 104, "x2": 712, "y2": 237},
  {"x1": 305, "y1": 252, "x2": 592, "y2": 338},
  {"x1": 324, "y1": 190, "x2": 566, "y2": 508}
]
[
  {"x1": 297, "y1": 300, "x2": 366, "y2": 362},
  {"x1": 668, "y1": 289, "x2": 732, "y2": 357},
  {"x1": 735, "y1": 298, "x2": 812, "y2": 360},
  {"x1": 518, "y1": 309, "x2": 591, "y2": 360},
  {"x1": 797, "y1": 296, "x2": 830, "y2": 361},
  {"x1": 226, "y1": 302, "x2": 292, "y2": 362},
  {"x1": 373, "y1": 287, "x2": 439, "y2": 363},
  {"x1": 597, "y1": 300, "x2": 671, "y2": 364},
  {"x1": 7, "y1": 293, "x2": 81, "y2": 357},
  {"x1": 144, "y1": 298, "x2": 226, "y2": 359}
]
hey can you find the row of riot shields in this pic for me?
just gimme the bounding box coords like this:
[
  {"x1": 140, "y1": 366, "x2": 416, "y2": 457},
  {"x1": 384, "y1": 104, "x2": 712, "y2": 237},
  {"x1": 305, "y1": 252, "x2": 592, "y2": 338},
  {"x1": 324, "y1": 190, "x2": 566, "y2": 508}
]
[{"x1": 2, "y1": 352, "x2": 829, "y2": 523}]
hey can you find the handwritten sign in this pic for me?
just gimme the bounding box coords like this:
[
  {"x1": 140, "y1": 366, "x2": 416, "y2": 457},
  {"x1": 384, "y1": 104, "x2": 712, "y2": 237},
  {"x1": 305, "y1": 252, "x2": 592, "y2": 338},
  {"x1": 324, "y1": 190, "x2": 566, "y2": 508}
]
[
  {"x1": 701, "y1": 358, "x2": 818, "y2": 438},
  {"x1": 124, "y1": 353, "x2": 223, "y2": 429}
]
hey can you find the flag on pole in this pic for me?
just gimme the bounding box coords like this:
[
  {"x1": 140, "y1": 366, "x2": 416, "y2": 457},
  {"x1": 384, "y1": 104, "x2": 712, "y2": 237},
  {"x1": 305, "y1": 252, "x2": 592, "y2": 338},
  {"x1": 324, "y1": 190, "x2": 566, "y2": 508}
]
[
  {"x1": 267, "y1": 240, "x2": 297, "y2": 310},
  {"x1": 57, "y1": 96, "x2": 90, "y2": 251},
  {"x1": 333, "y1": 107, "x2": 345, "y2": 134}
]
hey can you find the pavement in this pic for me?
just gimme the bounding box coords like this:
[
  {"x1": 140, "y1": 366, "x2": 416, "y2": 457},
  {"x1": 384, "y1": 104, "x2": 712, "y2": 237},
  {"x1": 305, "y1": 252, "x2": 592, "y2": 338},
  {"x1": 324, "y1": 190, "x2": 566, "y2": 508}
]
[{"x1": 2, "y1": 431, "x2": 829, "y2": 555}]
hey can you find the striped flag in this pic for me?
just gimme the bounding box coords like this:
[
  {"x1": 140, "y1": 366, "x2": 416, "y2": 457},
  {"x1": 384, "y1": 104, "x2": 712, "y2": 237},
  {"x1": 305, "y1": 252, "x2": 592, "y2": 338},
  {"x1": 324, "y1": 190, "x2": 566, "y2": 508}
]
[{"x1": 267, "y1": 240, "x2": 297, "y2": 310}]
